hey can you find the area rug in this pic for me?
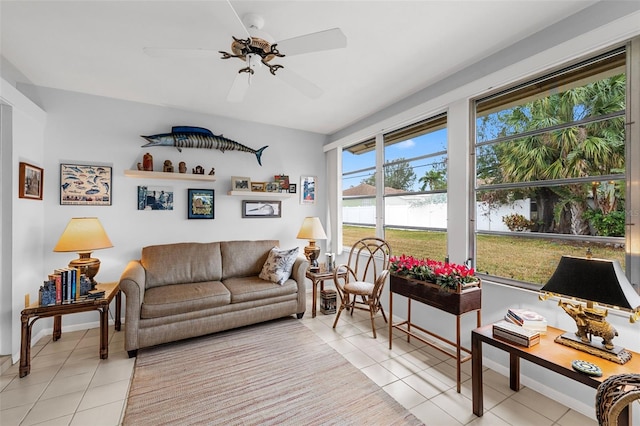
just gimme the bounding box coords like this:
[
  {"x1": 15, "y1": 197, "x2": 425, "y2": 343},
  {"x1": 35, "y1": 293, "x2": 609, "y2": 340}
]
[{"x1": 122, "y1": 317, "x2": 423, "y2": 425}]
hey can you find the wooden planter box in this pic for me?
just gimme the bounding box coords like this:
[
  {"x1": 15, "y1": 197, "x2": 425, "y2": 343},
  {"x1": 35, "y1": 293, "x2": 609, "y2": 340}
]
[{"x1": 389, "y1": 274, "x2": 481, "y2": 315}]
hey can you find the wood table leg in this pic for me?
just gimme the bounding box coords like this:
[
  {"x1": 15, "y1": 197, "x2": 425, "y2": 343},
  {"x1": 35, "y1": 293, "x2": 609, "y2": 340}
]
[
  {"x1": 312, "y1": 278, "x2": 318, "y2": 318},
  {"x1": 115, "y1": 290, "x2": 122, "y2": 332},
  {"x1": 19, "y1": 314, "x2": 32, "y2": 378},
  {"x1": 99, "y1": 306, "x2": 109, "y2": 359},
  {"x1": 52, "y1": 315, "x2": 62, "y2": 341},
  {"x1": 472, "y1": 331, "x2": 483, "y2": 416},
  {"x1": 509, "y1": 353, "x2": 520, "y2": 391},
  {"x1": 456, "y1": 314, "x2": 462, "y2": 393},
  {"x1": 388, "y1": 291, "x2": 393, "y2": 349}
]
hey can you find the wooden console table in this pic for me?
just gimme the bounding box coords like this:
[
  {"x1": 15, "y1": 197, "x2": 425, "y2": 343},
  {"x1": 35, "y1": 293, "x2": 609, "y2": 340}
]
[
  {"x1": 389, "y1": 276, "x2": 481, "y2": 393},
  {"x1": 472, "y1": 324, "x2": 640, "y2": 425},
  {"x1": 20, "y1": 282, "x2": 121, "y2": 378}
]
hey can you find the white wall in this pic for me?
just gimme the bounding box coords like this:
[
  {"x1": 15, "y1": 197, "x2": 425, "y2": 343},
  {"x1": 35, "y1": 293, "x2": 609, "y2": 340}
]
[
  {"x1": 0, "y1": 79, "x2": 47, "y2": 358},
  {"x1": 5, "y1": 84, "x2": 327, "y2": 360}
]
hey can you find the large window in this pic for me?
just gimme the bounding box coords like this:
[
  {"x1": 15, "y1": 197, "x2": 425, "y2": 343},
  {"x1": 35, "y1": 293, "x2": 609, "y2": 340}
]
[
  {"x1": 473, "y1": 48, "x2": 628, "y2": 287},
  {"x1": 342, "y1": 114, "x2": 448, "y2": 260}
]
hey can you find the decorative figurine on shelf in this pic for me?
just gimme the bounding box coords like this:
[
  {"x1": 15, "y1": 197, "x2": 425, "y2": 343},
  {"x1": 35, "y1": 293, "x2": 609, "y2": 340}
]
[
  {"x1": 137, "y1": 162, "x2": 143, "y2": 170},
  {"x1": 179, "y1": 161, "x2": 187, "y2": 173},
  {"x1": 209, "y1": 167, "x2": 215, "y2": 176},
  {"x1": 193, "y1": 165, "x2": 204, "y2": 174},
  {"x1": 143, "y1": 152, "x2": 153, "y2": 171},
  {"x1": 163, "y1": 160, "x2": 174, "y2": 173}
]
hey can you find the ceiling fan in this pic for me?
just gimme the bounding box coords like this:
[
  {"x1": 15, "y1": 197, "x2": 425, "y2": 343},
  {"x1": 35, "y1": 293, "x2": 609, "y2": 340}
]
[{"x1": 143, "y1": 1, "x2": 347, "y2": 102}]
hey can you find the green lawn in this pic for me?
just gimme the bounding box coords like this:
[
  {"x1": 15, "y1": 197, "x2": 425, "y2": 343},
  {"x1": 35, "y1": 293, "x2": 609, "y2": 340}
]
[{"x1": 342, "y1": 225, "x2": 625, "y2": 285}]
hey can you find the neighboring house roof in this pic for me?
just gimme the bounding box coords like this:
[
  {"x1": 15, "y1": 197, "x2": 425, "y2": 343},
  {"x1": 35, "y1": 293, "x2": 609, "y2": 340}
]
[{"x1": 343, "y1": 183, "x2": 406, "y2": 196}]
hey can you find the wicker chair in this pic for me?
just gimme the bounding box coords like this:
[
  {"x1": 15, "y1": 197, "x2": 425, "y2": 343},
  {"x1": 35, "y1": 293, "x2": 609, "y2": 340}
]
[
  {"x1": 332, "y1": 237, "x2": 391, "y2": 338},
  {"x1": 595, "y1": 373, "x2": 640, "y2": 426}
]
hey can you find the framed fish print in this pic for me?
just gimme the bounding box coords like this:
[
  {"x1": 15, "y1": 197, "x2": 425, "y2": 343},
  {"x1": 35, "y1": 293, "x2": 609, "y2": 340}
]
[
  {"x1": 19, "y1": 162, "x2": 43, "y2": 200},
  {"x1": 60, "y1": 163, "x2": 112, "y2": 206},
  {"x1": 188, "y1": 189, "x2": 214, "y2": 219},
  {"x1": 300, "y1": 176, "x2": 316, "y2": 204},
  {"x1": 242, "y1": 200, "x2": 281, "y2": 218}
]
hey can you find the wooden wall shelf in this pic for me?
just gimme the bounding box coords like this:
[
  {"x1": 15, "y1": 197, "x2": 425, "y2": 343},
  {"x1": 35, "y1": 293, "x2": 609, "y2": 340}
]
[
  {"x1": 124, "y1": 170, "x2": 216, "y2": 182},
  {"x1": 227, "y1": 190, "x2": 292, "y2": 198}
]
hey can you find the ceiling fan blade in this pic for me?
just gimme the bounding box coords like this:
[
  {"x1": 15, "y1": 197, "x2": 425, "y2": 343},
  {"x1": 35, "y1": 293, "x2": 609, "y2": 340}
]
[
  {"x1": 276, "y1": 28, "x2": 347, "y2": 56},
  {"x1": 225, "y1": 0, "x2": 251, "y2": 39},
  {"x1": 227, "y1": 72, "x2": 251, "y2": 102},
  {"x1": 143, "y1": 47, "x2": 218, "y2": 59},
  {"x1": 277, "y1": 67, "x2": 323, "y2": 99}
]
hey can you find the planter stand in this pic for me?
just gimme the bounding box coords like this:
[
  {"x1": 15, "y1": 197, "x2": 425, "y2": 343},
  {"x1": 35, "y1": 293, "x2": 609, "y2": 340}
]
[{"x1": 389, "y1": 274, "x2": 482, "y2": 393}]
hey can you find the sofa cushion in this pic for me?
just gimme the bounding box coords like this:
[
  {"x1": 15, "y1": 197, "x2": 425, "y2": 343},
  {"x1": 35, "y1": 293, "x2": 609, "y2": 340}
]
[
  {"x1": 141, "y1": 242, "x2": 222, "y2": 288},
  {"x1": 223, "y1": 276, "x2": 297, "y2": 303},
  {"x1": 259, "y1": 246, "x2": 299, "y2": 284},
  {"x1": 221, "y1": 240, "x2": 279, "y2": 279},
  {"x1": 141, "y1": 281, "x2": 230, "y2": 319}
]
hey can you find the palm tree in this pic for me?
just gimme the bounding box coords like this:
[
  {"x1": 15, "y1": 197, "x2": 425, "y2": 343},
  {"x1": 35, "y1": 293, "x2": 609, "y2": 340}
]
[{"x1": 483, "y1": 74, "x2": 626, "y2": 235}]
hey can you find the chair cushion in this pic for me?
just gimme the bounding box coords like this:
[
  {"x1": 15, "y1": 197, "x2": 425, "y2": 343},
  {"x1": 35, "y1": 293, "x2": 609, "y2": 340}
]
[
  {"x1": 259, "y1": 246, "x2": 299, "y2": 284},
  {"x1": 344, "y1": 281, "x2": 374, "y2": 295}
]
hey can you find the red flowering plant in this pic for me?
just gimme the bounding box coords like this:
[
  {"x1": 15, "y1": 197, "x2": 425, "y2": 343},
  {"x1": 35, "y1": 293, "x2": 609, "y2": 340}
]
[{"x1": 389, "y1": 254, "x2": 477, "y2": 290}]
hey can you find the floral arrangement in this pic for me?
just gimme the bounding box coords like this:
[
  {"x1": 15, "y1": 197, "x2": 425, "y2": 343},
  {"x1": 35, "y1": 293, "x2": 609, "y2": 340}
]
[{"x1": 390, "y1": 254, "x2": 477, "y2": 290}]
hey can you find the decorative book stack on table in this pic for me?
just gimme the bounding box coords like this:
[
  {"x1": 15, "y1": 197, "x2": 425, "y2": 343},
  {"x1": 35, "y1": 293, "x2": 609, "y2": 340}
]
[{"x1": 492, "y1": 320, "x2": 540, "y2": 347}]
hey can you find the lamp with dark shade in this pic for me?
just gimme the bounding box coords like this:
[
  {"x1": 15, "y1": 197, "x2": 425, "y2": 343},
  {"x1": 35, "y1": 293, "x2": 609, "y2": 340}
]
[
  {"x1": 540, "y1": 255, "x2": 640, "y2": 364},
  {"x1": 296, "y1": 217, "x2": 327, "y2": 272},
  {"x1": 53, "y1": 217, "x2": 113, "y2": 288}
]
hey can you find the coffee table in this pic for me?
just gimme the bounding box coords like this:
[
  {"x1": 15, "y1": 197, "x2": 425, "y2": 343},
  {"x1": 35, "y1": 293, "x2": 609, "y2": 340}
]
[{"x1": 20, "y1": 282, "x2": 121, "y2": 378}]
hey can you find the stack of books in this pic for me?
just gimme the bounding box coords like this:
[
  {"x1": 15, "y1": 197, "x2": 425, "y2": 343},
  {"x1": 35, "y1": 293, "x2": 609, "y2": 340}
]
[
  {"x1": 492, "y1": 320, "x2": 541, "y2": 347},
  {"x1": 504, "y1": 308, "x2": 547, "y2": 333}
]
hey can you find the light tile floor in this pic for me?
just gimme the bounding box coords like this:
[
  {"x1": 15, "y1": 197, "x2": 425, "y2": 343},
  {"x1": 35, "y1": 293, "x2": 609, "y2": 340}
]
[{"x1": 1, "y1": 292, "x2": 599, "y2": 425}]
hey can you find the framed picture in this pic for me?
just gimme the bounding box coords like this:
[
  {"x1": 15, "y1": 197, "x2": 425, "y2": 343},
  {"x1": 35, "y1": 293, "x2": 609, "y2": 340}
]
[
  {"x1": 137, "y1": 185, "x2": 174, "y2": 210},
  {"x1": 274, "y1": 174, "x2": 290, "y2": 190},
  {"x1": 60, "y1": 163, "x2": 112, "y2": 206},
  {"x1": 188, "y1": 189, "x2": 214, "y2": 219},
  {"x1": 288, "y1": 183, "x2": 297, "y2": 194},
  {"x1": 19, "y1": 162, "x2": 43, "y2": 200},
  {"x1": 242, "y1": 200, "x2": 282, "y2": 218},
  {"x1": 265, "y1": 182, "x2": 281, "y2": 192},
  {"x1": 251, "y1": 182, "x2": 266, "y2": 192},
  {"x1": 231, "y1": 176, "x2": 251, "y2": 191},
  {"x1": 301, "y1": 176, "x2": 316, "y2": 204}
]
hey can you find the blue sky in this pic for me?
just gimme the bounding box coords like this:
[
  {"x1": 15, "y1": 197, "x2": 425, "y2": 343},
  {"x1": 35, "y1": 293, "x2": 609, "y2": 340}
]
[{"x1": 342, "y1": 129, "x2": 448, "y2": 191}]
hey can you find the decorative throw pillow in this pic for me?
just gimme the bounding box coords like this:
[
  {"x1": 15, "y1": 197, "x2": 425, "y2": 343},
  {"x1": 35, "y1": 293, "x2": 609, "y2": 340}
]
[{"x1": 259, "y1": 246, "x2": 299, "y2": 285}]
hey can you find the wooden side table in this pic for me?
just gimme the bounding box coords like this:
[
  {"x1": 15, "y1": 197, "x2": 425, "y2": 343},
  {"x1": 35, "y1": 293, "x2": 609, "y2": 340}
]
[
  {"x1": 306, "y1": 269, "x2": 346, "y2": 318},
  {"x1": 472, "y1": 324, "x2": 640, "y2": 424},
  {"x1": 20, "y1": 282, "x2": 121, "y2": 378}
]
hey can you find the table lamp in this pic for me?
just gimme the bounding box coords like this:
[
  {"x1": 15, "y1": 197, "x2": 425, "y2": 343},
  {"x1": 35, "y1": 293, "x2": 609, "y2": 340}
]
[
  {"x1": 296, "y1": 217, "x2": 327, "y2": 271},
  {"x1": 53, "y1": 217, "x2": 113, "y2": 288},
  {"x1": 540, "y1": 255, "x2": 640, "y2": 364}
]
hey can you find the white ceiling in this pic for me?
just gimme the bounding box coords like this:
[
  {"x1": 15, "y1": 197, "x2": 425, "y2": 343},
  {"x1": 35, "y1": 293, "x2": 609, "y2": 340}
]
[{"x1": 1, "y1": 1, "x2": 598, "y2": 135}]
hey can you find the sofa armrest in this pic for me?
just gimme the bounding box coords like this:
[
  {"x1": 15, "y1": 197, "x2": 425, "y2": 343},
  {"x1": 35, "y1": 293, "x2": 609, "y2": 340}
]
[
  {"x1": 292, "y1": 256, "x2": 309, "y2": 314},
  {"x1": 118, "y1": 260, "x2": 146, "y2": 353}
]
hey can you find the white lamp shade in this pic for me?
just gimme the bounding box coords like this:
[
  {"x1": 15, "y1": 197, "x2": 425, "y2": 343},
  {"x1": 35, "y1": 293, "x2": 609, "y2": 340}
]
[
  {"x1": 53, "y1": 217, "x2": 113, "y2": 253},
  {"x1": 296, "y1": 217, "x2": 327, "y2": 240}
]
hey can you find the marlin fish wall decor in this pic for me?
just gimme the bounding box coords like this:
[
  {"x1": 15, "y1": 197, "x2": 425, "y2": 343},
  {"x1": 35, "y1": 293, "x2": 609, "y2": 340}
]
[{"x1": 141, "y1": 126, "x2": 268, "y2": 166}]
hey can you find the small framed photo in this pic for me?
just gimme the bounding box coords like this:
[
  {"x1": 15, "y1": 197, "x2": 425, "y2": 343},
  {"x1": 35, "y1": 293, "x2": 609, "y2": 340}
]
[
  {"x1": 274, "y1": 174, "x2": 290, "y2": 190},
  {"x1": 188, "y1": 189, "x2": 214, "y2": 219},
  {"x1": 60, "y1": 163, "x2": 112, "y2": 206},
  {"x1": 265, "y1": 182, "x2": 281, "y2": 192},
  {"x1": 288, "y1": 183, "x2": 297, "y2": 194},
  {"x1": 301, "y1": 176, "x2": 316, "y2": 204},
  {"x1": 19, "y1": 162, "x2": 43, "y2": 200},
  {"x1": 242, "y1": 200, "x2": 282, "y2": 218},
  {"x1": 231, "y1": 176, "x2": 251, "y2": 191},
  {"x1": 251, "y1": 182, "x2": 266, "y2": 192},
  {"x1": 138, "y1": 185, "x2": 173, "y2": 210}
]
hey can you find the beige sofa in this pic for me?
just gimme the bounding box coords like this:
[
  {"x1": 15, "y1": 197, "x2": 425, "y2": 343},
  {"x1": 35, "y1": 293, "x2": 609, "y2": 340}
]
[{"x1": 118, "y1": 240, "x2": 308, "y2": 357}]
